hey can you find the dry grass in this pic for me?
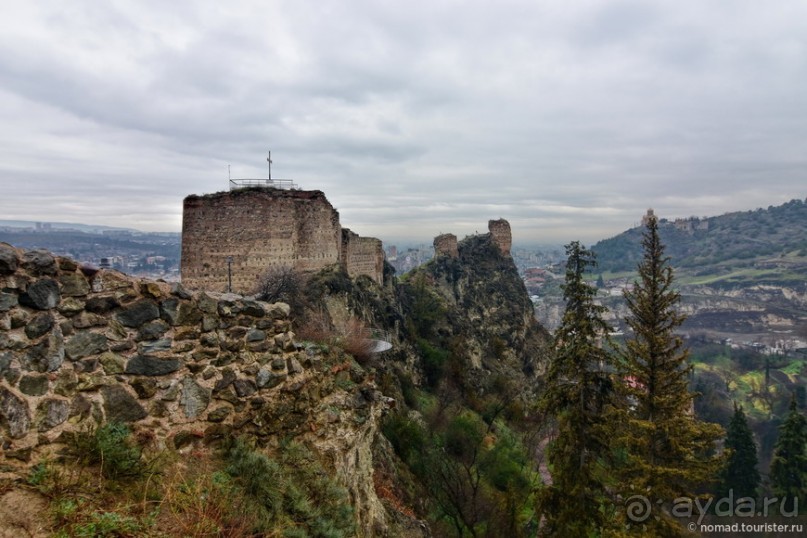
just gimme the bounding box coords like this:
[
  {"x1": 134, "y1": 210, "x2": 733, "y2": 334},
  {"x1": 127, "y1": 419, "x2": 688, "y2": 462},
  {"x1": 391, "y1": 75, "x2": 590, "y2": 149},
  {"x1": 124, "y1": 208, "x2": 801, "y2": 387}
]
[
  {"x1": 296, "y1": 309, "x2": 375, "y2": 364},
  {"x1": 157, "y1": 451, "x2": 258, "y2": 537}
]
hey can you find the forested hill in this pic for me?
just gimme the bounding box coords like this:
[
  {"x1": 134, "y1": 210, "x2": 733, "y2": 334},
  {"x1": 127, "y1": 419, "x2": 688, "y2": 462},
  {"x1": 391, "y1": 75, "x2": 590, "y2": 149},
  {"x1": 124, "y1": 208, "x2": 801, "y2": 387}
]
[{"x1": 592, "y1": 197, "x2": 807, "y2": 279}]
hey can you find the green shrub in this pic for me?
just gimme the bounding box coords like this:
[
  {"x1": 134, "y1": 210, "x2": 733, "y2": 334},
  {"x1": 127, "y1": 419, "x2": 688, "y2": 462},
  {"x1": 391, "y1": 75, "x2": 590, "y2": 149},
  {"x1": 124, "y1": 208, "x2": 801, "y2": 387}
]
[
  {"x1": 382, "y1": 413, "x2": 427, "y2": 467},
  {"x1": 68, "y1": 423, "x2": 145, "y2": 480},
  {"x1": 418, "y1": 339, "x2": 449, "y2": 387},
  {"x1": 223, "y1": 438, "x2": 356, "y2": 537}
]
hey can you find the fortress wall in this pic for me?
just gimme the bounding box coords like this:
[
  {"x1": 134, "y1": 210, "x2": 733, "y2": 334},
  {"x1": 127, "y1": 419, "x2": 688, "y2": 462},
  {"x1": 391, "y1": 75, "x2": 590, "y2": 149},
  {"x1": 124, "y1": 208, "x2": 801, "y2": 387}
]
[
  {"x1": 181, "y1": 189, "x2": 341, "y2": 293},
  {"x1": 0, "y1": 244, "x2": 389, "y2": 533},
  {"x1": 433, "y1": 233, "x2": 458, "y2": 258},
  {"x1": 488, "y1": 219, "x2": 512, "y2": 256},
  {"x1": 341, "y1": 229, "x2": 384, "y2": 284},
  {"x1": 0, "y1": 244, "x2": 306, "y2": 451},
  {"x1": 0, "y1": 243, "x2": 384, "y2": 461}
]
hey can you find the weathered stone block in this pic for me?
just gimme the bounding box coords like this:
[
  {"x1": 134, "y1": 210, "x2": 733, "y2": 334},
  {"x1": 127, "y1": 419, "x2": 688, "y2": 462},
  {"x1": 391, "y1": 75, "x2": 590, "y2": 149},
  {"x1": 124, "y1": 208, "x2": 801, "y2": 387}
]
[
  {"x1": 117, "y1": 299, "x2": 160, "y2": 328},
  {"x1": 207, "y1": 406, "x2": 231, "y2": 422},
  {"x1": 200, "y1": 332, "x2": 219, "y2": 347},
  {"x1": 213, "y1": 368, "x2": 236, "y2": 392},
  {"x1": 65, "y1": 331, "x2": 108, "y2": 360},
  {"x1": 136, "y1": 320, "x2": 169, "y2": 341},
  {"x1": 0, "y1": 351, "x2": 11, "y2": 375},
  {"x1": 59, "y1": 273, "x2": 90, "y2": 297},
  {"x1": 130, "y1": 378, "x2": 158, "y2": 399},
  {"x1": 101, "y1": 385, "x2": 147, "y2": 423},
  {"x1": 266, "y1": 302, "x2": 291, "y2": 319},
  {"x1": 23, "y1": 332, "x2": 64, "y2": 372},
  {"x1": 57, "y1": 297, "x2": 85, "y2": 317},
  {"x1": 0, "y1": 386, "x2": 30, "y2": 438},
  {"x1": 58, "y1": 257, "x2": 78, "y2": 272},
  {"x1": 25, "y1": 312, "x2": 54, "y2": 340},
  {"x1": 22, "y1": 250, "x2": 57, "y2": 276},
  {"x1": 98, "y1": 351, "x2": 125, "y2": 374},
  {"x1": 174, "y1": 327, "x2": 201, "y2": 341},
  {"x1": 4, "y1": 367, "x2": 21, "y2": 385},
  {"x1": 125, "y1": 354, "x2": 181, "y2": 376},
  {"x1": 140, "y1": 281, "x2": 164, "y2": 299},
  {"x1": 77, "y1": 358, "x2": 99, "y2": 373},
  {"x1": 181, "y1": 377, "x2": 211, "y2": 419},
  {"x1": 170, "y1": 282, "x2": 192, "y2": 300},
  {"x1": 105, "y1": 319, "x2": 128, "y2": 341},
  {"x1": 19, "y1": 278, "x2": 60, "y2": 310},
  {"x1": 9, "y1": 309, "x2": 29, "y2": 329},
  {"x1": 246, "y1": 329, "x2": 266, "y2": 342},
  {"x1": 256, "y1": 368, "x2": 285, "y2": 389},
  {"x1": 240, "y1": 301, "x2": 266, "y2": 317},
  {"x1": 138, "y1": 338, "x2": 172, "y2": 353},
  {"x1": 287, "y1": 357, "x2": 304, "y2": 375},
  {"x1": 159, "y1": 298, "x2": 180, "y2": 324},
  {"x1": 0, "y1": 292, "x2": 17, "y2": 312},
  {"x1": 85, "y1": 295, "x2": 120, "y2": 314},
  {"x1": 0, "y1": 244, "x2": 19, "y2": 274},
  {"x1": 72, "y1": 312, "x2": 108, "y2": 329},
  {"x1": 19, "y1": 374, "x2": 49, "y2": 396},
  {"x1": 172, "y1": 341, "x2": 195, "y2": 353},
  {"x1": 197, "y1": 293, "x2": 218, "y2": 314},
  {"x1": 201, "y1": 315, "x2": 218, "y2": 332},
  {"x1": 36, "y1": 398, "x2": 70, "y2": 431},
  {"x1": 233, "y1": 379, "x2": 257, "y2": 398},
  {"x1": 76, "y1": 373, "x2": 105, "y2": 392}
]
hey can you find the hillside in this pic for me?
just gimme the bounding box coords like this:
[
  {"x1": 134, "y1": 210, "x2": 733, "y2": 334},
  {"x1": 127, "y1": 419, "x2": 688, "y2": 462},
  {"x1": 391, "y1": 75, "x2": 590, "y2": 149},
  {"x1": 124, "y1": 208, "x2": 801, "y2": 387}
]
[
  {"x1": 567, "y1": 200, "x2": 807, "y2": 475},
  {"x1": 593, "y1": 197, "x2": 807, "y2": 280}
]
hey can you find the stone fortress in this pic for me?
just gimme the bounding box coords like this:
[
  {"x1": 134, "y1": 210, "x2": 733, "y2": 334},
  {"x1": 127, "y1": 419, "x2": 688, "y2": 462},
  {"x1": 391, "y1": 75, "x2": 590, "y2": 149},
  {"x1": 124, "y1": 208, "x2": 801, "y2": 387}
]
[{"x1": 181, "y1": 187, "x2": 385, "y2": 292}]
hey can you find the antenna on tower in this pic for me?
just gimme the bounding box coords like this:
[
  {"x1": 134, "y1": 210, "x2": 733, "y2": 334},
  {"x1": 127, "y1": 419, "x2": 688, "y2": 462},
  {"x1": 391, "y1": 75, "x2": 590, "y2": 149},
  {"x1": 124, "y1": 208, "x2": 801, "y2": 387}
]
[
  {"x1": 228, "y1": 164, "x2": 231, "y2": 180},
  {"x1": 267, "y1": 150, "x2": 272, "y2": 181}
]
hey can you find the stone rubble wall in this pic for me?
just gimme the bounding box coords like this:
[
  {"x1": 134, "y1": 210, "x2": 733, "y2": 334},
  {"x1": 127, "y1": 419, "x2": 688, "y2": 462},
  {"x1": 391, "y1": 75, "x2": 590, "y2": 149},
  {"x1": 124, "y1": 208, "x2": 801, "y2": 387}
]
[{"x1": 0, "y1": 243, "x2": 392, "y2": 534}]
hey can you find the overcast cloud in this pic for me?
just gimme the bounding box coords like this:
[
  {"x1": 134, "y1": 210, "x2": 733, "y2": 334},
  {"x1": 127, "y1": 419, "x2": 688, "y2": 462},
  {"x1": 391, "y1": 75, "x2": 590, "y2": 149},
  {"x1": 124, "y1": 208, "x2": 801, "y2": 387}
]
[{"x1": 1, "y1": 0, "x2": 805, "y2": 245}]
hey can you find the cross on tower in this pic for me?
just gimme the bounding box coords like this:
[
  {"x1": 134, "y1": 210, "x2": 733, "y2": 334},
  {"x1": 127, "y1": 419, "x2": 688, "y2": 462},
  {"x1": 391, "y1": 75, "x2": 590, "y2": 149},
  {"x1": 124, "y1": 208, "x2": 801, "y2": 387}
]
[{"x1": 267, "y1": 150, "x2": 272, "y2": 181}]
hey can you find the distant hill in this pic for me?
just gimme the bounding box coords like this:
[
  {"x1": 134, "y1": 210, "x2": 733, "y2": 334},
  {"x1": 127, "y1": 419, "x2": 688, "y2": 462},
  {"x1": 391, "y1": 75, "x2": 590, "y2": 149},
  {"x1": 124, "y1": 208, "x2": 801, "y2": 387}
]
[
  {"x1": 0, "y1": 219, "x2": 139, "y2": 234},
  {"x1": 592, "y1": 198, "x2": 807, "y2": 285}
]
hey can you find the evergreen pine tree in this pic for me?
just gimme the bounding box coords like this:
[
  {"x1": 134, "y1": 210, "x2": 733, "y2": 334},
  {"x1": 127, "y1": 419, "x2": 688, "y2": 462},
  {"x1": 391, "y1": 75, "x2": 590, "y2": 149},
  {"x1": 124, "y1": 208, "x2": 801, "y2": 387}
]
[
  {"x1": 539, "y1": 242, "x2": 620, "y2": 535},
  {"x1": 617, "y1": 214, "x2": 723, "y2": 534},
  {"x1": 719, "y1": 404, "x2": 760, "y2": 500},
  {"x1": 769, "y1": 395, "x2": 807, "y2": 512}
]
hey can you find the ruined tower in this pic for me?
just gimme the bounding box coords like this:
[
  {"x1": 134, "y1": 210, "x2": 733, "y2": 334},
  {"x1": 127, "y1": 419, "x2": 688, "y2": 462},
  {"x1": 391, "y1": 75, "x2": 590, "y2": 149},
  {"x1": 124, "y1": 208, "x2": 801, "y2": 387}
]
[
  {"x1": 488, "y1": 219, "x2": 512, "y2": 256},
  {"x1": 433, "y1": 233, "x2": 459, "y2": 258},
  {"x1": 181, "y1": 188, "x2": 383, "y2": 292}
]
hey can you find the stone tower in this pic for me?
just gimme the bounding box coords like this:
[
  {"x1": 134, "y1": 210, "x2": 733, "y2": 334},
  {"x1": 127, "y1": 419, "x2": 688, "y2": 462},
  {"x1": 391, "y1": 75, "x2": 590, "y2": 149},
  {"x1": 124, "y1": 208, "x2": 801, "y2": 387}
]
[
  {"x1": 488, "y1": 219, "x2": 512, "y2": 256},
  {"x1": 433, "y1": 233, "x2": 459, "y2": 258},
  {"x1": 181, "y1": 188, "x2": 383, "y2": 292}
]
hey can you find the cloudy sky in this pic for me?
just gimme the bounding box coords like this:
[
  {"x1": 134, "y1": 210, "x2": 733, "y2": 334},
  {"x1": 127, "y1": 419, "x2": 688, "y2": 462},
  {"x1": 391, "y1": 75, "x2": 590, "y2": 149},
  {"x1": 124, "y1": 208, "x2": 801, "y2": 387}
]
[{"x1": 1, "y1": 1, "x2": 805, "y2": 246}]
